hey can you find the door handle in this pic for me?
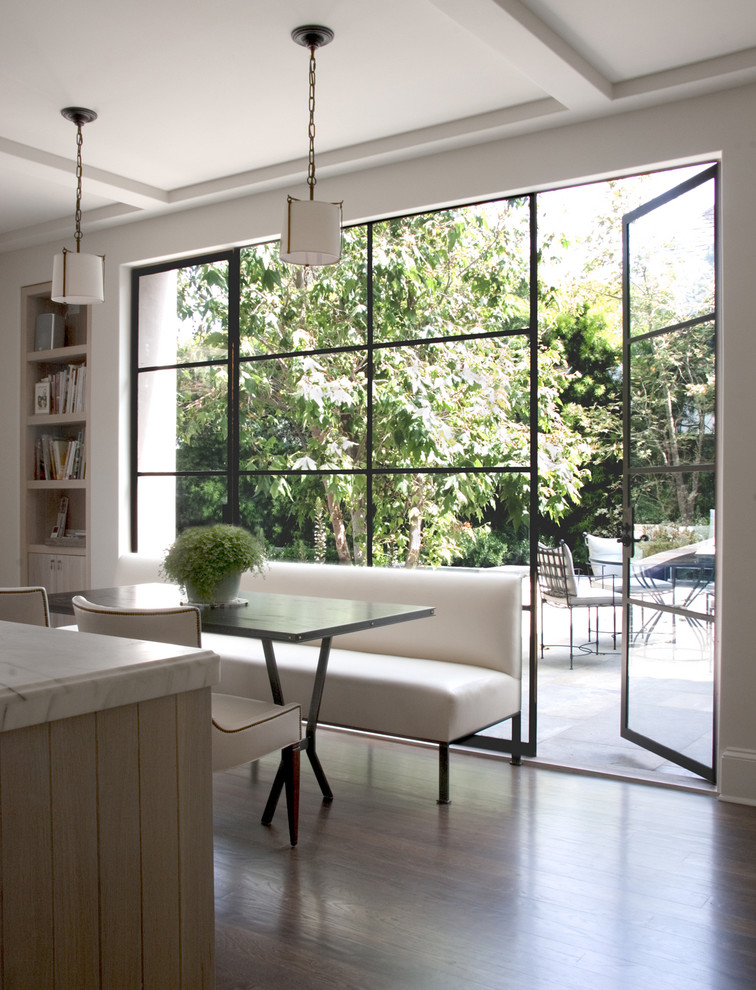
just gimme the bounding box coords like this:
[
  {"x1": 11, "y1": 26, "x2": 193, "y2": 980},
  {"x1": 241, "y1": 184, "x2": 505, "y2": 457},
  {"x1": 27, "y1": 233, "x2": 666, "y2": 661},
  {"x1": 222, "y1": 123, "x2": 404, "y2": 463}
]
[{"x1": 618, "y1": 521, "x2": 649, "y2": 549}]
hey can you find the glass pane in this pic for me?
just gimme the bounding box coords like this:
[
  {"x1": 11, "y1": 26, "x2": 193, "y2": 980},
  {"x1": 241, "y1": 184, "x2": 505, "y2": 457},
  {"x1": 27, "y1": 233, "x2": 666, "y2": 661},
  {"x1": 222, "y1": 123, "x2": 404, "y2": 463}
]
[
  {"x1": 137, "y1": 366, "x2": 227, "y2": 473},
  {"x1": 631, "y1": 470, "x2": 715, "y2": 618},
  {"x1": 239, "y1": 354, "x2": 367, "y2": 470},
  {"x1": 137, "y1": 475, "x2": 177, "y2": 554},
  {"x1": 239, "y1": 473, "x2": 365, "y2": 564},
  {"x1": 372, "y1": 199, "x2": 531, "y2": 344},
  {"x1": 176, "y1": 475, "x2": 228, "y2": 531},
  {"x1": 629, "y1": 322, "x2": 715, "y2": 469},
  {"x1": 136, "y1": 474, "x2": 227, "y2": 553},
  {"x1": 628, "y1": 178, "x2": 715, "y2": 336},
  {"x1": 137, "y1": 261, "x2": 229, "y2": 367},
  {"x1": 626, "y1": 601, "x2": 714, "y2": 768},
  {"x1": 370, "y1": 472, "x2": 530, "y2": 568},
  {"x1": 239, "y1": 230, "x2": 368, "y2": 357},
  {"x1": 374, "y1": 335, "x2": 531, "y2": 470}
]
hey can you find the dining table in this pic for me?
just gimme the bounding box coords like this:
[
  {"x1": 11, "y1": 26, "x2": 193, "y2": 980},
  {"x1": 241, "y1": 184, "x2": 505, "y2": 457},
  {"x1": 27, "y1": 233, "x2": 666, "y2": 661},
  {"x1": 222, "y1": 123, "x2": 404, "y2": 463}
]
[{"x1": 48, "y1": 582, "x2": 435, "y2": 807}]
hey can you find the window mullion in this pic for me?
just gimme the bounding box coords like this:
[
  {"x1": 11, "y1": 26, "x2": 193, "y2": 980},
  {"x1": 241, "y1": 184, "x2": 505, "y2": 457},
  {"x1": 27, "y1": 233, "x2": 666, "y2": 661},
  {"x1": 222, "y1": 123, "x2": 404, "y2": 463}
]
[
  {"x1": 227, "y1": 249, "x2": 241, "y2": 525},
  {"x1": 366, "y1": 222, "x2": 374, "y2": 566}
]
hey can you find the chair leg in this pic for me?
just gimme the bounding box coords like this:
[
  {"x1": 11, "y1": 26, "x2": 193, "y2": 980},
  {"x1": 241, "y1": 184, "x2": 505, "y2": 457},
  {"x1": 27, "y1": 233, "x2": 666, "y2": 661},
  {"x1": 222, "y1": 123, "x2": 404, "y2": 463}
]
[
  {"x1": 594, "y1": 606, "x2": 599, "y2": 653},
  {"x1": 569, "y1": 609, "x2": 574, "y2": 670},
  {"x1": 283, "y1": 744, "x2": 300, "y2": 846},
  {"x1": 262, "y1": 745, "x2": 300, "y2": 846},
  {"x1": 539, "y1": 599, "x2": 544, "y2": 658}
]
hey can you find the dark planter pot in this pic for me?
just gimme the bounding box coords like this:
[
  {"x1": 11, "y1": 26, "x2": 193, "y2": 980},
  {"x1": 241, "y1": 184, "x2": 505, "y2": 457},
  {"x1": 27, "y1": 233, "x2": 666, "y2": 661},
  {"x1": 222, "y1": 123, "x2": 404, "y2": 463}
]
[{"x1": 184, "y1": 569, "x2": 242, "y2": 606}]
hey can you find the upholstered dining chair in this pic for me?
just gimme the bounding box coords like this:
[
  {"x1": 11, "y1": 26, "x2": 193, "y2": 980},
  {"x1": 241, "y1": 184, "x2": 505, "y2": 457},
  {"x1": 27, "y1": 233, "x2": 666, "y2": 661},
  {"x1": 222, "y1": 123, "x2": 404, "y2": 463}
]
[
  {"x1": 536, "y1": 542, "x2": 618, "y2": 669},
  {"x1": 0, "y1": 586, "x2": 51, "y2": 626},
  {"x1": 71, "y1": 595, "x2": 302, "y2": 845}
]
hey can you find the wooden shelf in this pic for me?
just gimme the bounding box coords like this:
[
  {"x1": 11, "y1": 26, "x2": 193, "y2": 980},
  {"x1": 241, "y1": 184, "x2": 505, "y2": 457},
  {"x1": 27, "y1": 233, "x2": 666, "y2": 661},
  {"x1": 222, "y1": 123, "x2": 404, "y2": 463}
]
[
  {"x1": 27, "y1": 479, "x2": 88, "y2": 490},
  {"x1": 26, "y1": 343, "x2": 88, "y2": 364},
  {"x1": 28, "y1": 543, "x2": 87, "y2": 555},
  {"x1": 27, "y1": 412, "x2": 87, "y2": 427},
  {"x1": 21, "y1": 283, "x2": 91, "y2": 590}
]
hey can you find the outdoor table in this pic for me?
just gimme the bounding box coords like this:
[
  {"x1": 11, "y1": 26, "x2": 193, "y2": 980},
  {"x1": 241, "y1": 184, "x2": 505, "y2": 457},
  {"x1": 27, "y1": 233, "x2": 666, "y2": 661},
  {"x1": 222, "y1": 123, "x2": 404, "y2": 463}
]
[{"x1": 48, "y1": 583, "x2": 435, "y2": 805}]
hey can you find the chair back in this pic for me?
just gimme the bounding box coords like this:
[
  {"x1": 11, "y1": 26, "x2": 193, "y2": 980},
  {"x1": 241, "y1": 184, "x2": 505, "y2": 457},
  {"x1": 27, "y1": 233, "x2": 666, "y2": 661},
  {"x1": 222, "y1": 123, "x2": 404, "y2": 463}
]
[
  {"x1": 72, "y1": 596, "x2": 201, "y2": 647},
  {"x1": 584, "y1": 533, "x2": 623, "y2": 580},
  {"x1": 0, "y1": 586, "x2": 50, "y2": 627},
  {"x1": 537, "y1": 542, "x2": 578, "y2": 601}
]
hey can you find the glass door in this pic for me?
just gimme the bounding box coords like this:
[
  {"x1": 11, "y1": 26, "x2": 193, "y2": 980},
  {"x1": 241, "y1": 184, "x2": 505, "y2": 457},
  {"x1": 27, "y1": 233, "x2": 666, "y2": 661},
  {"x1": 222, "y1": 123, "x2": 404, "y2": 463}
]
[{"x1": 620, "y1": 165, "x2": 717, "y2": 781}]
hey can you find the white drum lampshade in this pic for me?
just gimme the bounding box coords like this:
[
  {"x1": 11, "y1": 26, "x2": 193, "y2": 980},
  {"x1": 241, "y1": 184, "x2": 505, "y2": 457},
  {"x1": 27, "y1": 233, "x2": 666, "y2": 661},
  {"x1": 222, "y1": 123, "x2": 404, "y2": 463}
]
[
  {"x1": 51, "y1": 249, "x2": 105, "y2": 305},
  {"x1": 280, "y1": 196, "x2": 342, "y2": 267}
]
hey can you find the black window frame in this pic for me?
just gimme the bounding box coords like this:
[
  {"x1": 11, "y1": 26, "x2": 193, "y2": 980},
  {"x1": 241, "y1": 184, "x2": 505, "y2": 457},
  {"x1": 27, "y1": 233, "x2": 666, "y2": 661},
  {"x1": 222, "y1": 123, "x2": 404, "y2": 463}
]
[{"x1": 130, "y1": 194, "x2": 540, "y2": 759}]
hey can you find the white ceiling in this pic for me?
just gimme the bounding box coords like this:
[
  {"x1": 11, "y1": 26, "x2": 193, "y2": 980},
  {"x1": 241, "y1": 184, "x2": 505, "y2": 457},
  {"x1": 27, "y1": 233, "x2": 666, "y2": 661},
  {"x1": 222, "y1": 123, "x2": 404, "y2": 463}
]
[{"x1": 2, "y1": 0, "x2": 756, "y2": 253}]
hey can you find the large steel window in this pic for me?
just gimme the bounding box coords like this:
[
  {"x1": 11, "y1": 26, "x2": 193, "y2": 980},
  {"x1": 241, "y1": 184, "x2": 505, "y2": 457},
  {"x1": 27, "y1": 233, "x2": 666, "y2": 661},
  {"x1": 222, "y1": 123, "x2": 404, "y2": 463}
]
[
  {"x1": 131, "y1": 198, "x2": 537, "y2": 570},
  {"x1": 131, "y1": 197, "x2": 538, "y2": 759}
]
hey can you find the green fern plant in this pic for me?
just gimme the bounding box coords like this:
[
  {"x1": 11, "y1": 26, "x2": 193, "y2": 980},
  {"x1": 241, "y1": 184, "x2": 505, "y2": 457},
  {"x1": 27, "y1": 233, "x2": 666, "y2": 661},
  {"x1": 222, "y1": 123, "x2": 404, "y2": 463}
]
[{"x1": 161, "y1": 524, "x2": 266, "y2": 602}]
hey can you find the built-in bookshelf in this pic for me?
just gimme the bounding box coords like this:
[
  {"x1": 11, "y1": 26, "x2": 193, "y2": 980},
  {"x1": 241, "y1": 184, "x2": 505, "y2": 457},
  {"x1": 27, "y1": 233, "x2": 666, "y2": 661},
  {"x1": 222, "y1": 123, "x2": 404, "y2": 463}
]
[{"x1": 21, "y1": 282, "x2": 90, "y2": 598}]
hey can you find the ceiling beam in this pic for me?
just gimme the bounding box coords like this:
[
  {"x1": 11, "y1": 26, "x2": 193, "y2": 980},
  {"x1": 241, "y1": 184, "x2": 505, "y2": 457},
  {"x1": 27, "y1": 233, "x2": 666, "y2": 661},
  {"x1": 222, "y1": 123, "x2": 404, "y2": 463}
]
[
  {"x1": 0, "y1": 136, "x2": 168, "y2": 210},
  {"x1": 429, "y1": 0, "x2": 612, "y2": 108}
]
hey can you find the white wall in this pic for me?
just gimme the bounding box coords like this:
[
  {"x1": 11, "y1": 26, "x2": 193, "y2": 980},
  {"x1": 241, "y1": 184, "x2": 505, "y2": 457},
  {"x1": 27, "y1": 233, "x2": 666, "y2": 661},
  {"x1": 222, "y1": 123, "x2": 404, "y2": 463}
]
[{"x1": 2, "y1": 82, "x2": 755, "y2": 801}]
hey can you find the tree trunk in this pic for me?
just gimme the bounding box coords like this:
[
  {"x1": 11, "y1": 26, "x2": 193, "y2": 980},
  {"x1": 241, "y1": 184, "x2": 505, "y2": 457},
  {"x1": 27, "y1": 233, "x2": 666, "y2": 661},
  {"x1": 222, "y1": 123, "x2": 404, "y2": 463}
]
[
  {"x1": 351, "y1": 498, "x2": 367, "y2": 566},
  {"x1": 405, "y1": 475, "x2": 424, "y2": 568},
  {"x1": 324, "y1": 488, "x2": 351, "y2": 563}
]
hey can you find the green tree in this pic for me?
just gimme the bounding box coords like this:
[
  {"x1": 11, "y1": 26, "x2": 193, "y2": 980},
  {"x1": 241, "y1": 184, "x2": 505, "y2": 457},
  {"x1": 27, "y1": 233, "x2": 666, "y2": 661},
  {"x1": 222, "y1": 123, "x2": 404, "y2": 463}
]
[
  {"x1": 173, "y1": 203, "x2": 593, "y2": 565},
  {"x1": 539, "y1": 304, "x2": 622, "y2": 551}
]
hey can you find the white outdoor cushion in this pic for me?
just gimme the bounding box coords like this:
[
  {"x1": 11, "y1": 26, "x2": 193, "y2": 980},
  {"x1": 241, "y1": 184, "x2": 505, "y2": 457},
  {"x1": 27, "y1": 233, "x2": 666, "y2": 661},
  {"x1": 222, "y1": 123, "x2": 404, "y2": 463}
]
[{"x1": 559, "y1": 543, "x2": 579, "y2": 597}]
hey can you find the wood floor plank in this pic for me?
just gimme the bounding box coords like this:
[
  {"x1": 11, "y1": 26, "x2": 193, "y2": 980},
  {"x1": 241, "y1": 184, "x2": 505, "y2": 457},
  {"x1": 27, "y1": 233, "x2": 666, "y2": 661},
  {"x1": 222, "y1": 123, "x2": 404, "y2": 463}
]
[{"x1": 213, "y1": 730, "x2": 756, "y2": 990}]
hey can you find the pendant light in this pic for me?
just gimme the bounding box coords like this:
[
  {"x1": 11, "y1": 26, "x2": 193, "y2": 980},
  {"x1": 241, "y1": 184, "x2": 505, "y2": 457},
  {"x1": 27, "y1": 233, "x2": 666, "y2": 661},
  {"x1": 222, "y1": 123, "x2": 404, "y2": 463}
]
[
  {"x1": 280, "y1": 25, "x2": 342, "y2": 267},
  {"x1": 51, "y1": 107, "x2": 105, "y2": 305}
]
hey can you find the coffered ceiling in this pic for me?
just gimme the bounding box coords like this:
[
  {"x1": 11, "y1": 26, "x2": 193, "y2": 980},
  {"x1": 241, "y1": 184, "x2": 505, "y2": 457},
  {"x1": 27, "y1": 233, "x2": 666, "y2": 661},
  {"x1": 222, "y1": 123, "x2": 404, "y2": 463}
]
[{"x1": 2, "y1": 0, "x2": 755, "y2": 252}]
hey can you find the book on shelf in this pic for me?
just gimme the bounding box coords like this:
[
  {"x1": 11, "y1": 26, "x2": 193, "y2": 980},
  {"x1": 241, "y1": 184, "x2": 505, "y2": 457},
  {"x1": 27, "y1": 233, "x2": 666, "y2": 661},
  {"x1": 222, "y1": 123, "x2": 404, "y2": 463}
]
[
  {"x1": 35, "y1": 363, "x2": 86, "y2": 416},
  {"x1": 34, "y1": 430, "x2": 86, "y2": 481}
]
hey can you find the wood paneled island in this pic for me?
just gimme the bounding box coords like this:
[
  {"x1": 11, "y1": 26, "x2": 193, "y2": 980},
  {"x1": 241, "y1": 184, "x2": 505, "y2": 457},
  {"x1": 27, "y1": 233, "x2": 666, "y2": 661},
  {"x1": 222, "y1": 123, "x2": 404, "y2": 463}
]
[{"x1": 0, "y1": 621, "x2": 220, "y2": 989}]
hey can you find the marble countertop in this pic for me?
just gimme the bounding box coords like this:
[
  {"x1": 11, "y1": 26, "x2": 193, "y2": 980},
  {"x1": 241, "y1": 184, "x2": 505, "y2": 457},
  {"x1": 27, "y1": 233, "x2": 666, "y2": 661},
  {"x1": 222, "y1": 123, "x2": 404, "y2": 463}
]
[{"x1": 0, "y1": 621, "x2": 220, "y2": 732}]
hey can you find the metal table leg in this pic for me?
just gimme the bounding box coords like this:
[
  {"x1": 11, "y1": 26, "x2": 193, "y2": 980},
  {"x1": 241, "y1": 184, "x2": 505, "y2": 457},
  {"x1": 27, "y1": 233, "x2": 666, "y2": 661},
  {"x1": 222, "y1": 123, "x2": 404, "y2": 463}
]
[{"x1": 262, "y1": 636, "x2": 334, "y2": 811}]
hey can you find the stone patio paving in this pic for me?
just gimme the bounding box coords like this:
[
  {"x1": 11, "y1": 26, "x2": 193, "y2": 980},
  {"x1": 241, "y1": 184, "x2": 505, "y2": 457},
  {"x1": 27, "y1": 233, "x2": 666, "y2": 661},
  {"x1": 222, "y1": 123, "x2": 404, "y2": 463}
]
[{"x1": 481, "y1": 598, "x2": 715, "y2": 792}]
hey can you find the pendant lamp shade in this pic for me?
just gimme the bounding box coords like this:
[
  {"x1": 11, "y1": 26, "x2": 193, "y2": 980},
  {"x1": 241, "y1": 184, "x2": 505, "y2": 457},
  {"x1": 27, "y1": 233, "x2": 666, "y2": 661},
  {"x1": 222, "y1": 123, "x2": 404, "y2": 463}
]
[
  {"x1": 280, "y1": 26, "x2": 342, "y2": 268},
  {"x1": 51, "y1": 249, "x2": 105, "y2": 305},
  {"x1": 52, "y1": 106, "x2": 105, "y2": 305},
  {"x1": 280, "y1": 196, "x2": 342, "y2": 267}
]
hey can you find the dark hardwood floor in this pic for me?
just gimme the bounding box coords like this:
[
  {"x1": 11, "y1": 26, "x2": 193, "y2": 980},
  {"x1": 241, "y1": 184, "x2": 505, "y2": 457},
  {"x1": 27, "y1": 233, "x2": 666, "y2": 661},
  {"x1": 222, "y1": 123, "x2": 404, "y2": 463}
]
[{"x1": 213, "y1": 729, "x2": 756, "y2": 990}]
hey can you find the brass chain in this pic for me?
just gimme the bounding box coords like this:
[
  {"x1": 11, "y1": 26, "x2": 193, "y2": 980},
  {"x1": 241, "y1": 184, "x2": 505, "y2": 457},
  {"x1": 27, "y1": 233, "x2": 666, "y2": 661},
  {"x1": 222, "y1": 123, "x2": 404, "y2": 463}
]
[
  {"x1": 74, "y1": 123, "x2": 84, "y2": 250},
  {"x1": 307, "y1": 45, "x2": 317, "y2": 198}
]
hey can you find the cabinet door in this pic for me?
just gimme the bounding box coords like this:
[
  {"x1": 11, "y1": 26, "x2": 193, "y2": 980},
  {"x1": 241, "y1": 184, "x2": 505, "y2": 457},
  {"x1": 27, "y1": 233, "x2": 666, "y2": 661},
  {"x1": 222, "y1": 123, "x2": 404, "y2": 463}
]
[
  {"x1": 57, "y1": 554, "x2": 87, "y2": 592},
  {"x1": 27, "y1": 552, "x2": 87, "y2": 593},
  {"x1": 28, "y1": 552, "x2": 57, "y2": 591}
]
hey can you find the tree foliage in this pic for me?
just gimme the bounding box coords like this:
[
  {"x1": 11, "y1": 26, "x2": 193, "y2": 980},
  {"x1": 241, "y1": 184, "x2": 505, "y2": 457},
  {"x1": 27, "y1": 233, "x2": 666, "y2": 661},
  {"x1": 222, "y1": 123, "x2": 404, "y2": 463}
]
[
  {"x1": 171, "y1": 202, "x2": 590, "y2": 565},
  {"x1": 153, "y1": 169, "x2": 715, "y2": 565}
]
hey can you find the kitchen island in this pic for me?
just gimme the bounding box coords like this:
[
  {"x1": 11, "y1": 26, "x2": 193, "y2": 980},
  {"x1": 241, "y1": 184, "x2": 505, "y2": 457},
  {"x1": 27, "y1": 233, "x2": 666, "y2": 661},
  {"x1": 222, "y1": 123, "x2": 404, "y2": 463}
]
[{"x1": 0, "y1": 620, "x2": 219, "y2": 989}]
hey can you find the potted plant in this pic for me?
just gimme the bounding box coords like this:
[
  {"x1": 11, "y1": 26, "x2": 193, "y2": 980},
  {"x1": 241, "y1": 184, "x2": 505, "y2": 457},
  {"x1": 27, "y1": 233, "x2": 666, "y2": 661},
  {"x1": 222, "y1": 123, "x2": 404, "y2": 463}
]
[{"x1": 161, "y1": 524, "x2": 266, "y2": 605}]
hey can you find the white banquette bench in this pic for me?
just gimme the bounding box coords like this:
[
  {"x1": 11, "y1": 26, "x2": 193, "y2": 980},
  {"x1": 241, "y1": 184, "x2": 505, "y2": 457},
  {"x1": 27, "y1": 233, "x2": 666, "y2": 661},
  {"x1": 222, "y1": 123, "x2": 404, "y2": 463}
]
[{"x1": 113, "y1": 555, "x2": 523, "y2": 803}]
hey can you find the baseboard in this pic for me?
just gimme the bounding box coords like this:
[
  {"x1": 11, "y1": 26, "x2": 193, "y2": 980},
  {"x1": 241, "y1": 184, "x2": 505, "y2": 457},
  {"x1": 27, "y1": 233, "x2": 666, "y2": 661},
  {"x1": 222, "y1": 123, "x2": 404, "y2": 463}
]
[{"x1": 718, "y1": 748, "x2": 756, "y2": 806}]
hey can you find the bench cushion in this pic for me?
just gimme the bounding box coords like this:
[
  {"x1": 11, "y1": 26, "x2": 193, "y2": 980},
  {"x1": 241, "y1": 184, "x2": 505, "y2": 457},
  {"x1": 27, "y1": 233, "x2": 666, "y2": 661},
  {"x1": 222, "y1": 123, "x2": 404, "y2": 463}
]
[{"x1": 203, "y1": 633, "x2": 520, "y2": 744}]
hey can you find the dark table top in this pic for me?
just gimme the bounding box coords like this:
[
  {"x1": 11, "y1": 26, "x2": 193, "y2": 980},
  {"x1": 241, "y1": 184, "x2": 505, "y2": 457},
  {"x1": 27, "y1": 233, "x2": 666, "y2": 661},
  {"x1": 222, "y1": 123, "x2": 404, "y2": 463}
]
[{"x1": 48, "y1": 583, "x2": 435, "y2": 644}]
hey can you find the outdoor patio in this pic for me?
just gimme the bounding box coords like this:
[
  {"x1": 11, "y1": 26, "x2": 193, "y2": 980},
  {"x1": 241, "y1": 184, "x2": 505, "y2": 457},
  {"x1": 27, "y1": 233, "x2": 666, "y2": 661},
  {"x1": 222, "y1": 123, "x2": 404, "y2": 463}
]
[{"x1": 481, "y1": 597, "x2": 715, "y2": 792}]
